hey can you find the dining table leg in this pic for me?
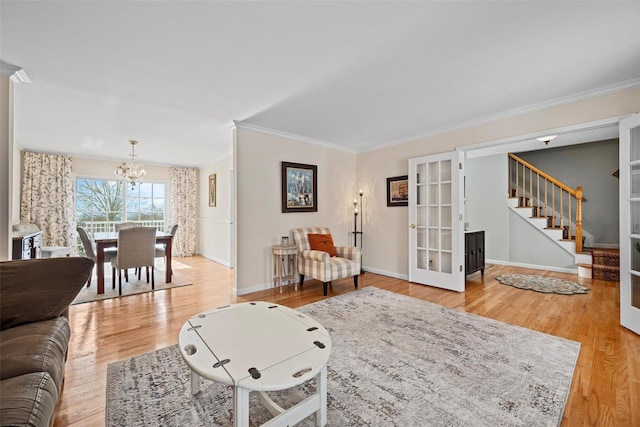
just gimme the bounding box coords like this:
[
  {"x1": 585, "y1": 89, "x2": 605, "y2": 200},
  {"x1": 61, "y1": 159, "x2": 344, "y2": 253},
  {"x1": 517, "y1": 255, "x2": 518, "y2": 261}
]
[
  {"x1": 96, "y1": 241, "x2": 105, "y2": 294},
  {"x1": 165, "y1": 236, "x2": 172, "y2": 283}
]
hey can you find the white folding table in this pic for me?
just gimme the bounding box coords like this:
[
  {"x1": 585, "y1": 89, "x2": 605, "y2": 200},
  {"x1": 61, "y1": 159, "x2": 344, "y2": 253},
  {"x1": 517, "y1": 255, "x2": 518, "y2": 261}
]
[{"x1": 179, "y1": 302, "x2": 331, "y2": 427}]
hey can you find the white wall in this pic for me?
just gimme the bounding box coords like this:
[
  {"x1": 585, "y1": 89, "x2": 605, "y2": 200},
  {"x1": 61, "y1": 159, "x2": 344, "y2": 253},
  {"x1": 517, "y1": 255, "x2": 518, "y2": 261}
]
[
  {"x1": 0, "y1": 75, "x2": 12, "y2": 260},
  {"x1": 234, "y1": 126, "x2": 357, "y2": 294},
  {"x1": 465, "y1": 154, "x2": 510, "y2": 262},
  {"x1": 357, "y1": 87, "x2": 640, "y2": 278},
  {"x1": 198, "y1": 155, "x2": 232, "y2": 266}
]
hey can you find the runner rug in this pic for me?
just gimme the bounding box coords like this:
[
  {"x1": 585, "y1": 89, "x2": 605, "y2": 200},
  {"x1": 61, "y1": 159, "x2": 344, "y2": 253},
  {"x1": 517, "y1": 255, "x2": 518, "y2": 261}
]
[
  {"x1": 496, "y1": 274, "x2": 589, "y2": 295},
  {"x1": 106, "y1": 287, "x2": 580, "y2": 426}
]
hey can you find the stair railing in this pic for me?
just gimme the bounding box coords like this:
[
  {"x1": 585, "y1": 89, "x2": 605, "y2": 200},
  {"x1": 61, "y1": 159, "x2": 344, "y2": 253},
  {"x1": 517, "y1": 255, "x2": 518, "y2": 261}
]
[{"x1": 508, "y1": 153, "x2": 584, "y2": 253}]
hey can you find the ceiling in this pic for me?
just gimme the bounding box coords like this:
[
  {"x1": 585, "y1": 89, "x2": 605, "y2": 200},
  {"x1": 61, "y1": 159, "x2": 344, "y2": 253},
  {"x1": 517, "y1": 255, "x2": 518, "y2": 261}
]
[{"x1": 2, "y1": 1, "x2": 639, "y2": 168}]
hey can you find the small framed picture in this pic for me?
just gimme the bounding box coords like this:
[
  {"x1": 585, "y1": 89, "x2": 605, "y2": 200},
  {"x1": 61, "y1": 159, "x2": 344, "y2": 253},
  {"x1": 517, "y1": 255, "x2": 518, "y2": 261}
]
[
  {"x1": 281, "y1": 162, "x2": 317, "y2": 213},
  {"x1": 209, "y1": 174, "x2": 217, "y2": 207},
  {"x1": 387, "y1": 175, "x2": 408, "y2": 207}
]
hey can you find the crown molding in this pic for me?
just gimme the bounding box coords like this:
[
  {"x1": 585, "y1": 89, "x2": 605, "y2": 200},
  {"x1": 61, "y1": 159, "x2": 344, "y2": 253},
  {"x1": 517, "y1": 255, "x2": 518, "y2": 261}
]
[
  {"x1": 359, "y1": 77, "x2": 640, "y2": 154},
  {"x1": 0, "y1": 61, "x2": 30, "y2": 83},
  {"x1": 232, "y1": 120, "x2": 357, "y2": 153}
]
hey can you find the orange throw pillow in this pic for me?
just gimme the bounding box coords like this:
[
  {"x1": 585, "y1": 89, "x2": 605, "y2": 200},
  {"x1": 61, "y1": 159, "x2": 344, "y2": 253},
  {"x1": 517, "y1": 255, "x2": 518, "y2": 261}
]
[{"x1": 307, "y1": 233, "x2": 337, "y2": 257}]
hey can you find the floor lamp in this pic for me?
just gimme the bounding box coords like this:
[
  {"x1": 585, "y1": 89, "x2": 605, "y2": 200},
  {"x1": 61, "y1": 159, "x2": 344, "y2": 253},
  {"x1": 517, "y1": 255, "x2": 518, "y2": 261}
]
[{"x1": 352, "y1": 189, "x2": 365, "y2": 274}]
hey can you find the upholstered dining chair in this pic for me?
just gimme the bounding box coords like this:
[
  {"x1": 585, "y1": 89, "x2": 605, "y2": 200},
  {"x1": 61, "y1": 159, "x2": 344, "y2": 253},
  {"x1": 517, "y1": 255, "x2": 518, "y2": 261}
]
[
  {"x1": 155, "y1": 223, "x2": 178, "y2": 273},
  {"x1": 114, "y1": 221, "x2": 139, "y2": 231},
  {"x1": 291, "y1": 227, "x2": 361, "y2": 296},
  {"x1": 77, "y1": 226, "x2": 117, "y2": 287},
  {"x1": 111, "y1": 226, "x2": 156, "y2": 295}
]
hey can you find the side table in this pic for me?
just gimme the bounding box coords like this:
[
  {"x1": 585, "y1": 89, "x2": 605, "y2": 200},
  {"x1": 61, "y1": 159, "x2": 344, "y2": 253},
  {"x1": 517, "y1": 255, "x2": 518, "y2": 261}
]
[{"x1": 272, "y1": 245, "x2": 298, "y2": 293}]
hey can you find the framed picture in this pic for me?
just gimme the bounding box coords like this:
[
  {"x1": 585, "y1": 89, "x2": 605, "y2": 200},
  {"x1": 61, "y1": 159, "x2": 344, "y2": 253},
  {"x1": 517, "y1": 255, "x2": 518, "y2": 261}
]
[
  {"x1": 208, "y1": 173, "x2": 217, "y2": 207},
  {"x1": 281, "y1": 161, "x2": 317, "y2": 213},
  {"x1": 387, "y1": 175, "x2": 408, "y2": 206}
]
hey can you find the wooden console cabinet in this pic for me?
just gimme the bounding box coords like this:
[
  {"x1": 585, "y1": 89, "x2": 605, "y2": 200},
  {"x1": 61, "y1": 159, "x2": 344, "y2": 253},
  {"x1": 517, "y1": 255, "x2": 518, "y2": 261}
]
[
  {"x1": 12, "y1": 231, "x2": 42, "y2": 260},
  {"x1": 465, "y1": 230, "x2": 485, "y2": 276}
]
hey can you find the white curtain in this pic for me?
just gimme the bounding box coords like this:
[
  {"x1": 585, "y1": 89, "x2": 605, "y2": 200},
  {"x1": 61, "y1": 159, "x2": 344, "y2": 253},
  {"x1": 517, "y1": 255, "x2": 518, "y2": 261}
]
[
  {"x1": 21, "y1": 151, "x2": 76, "y2": 249},
  {"x1": 170, "y1": 166, "x2": 198, "y2": 257}
]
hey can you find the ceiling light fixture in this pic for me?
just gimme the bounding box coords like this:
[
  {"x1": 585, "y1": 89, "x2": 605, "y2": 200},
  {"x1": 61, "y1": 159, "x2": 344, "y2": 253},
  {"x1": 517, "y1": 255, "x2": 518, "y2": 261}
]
[
  {"x1": 114, "y1": 140, "x2": 147, "y2": 190},
  {"x1": 536, "y1": 135, "x2": 558, "y2": 145}
]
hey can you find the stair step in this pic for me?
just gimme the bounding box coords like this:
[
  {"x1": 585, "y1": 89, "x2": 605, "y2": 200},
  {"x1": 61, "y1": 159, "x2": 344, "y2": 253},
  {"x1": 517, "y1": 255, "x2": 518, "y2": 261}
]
[{"x1": 592, "y1": 264, "x2": 620, "y2": 282}]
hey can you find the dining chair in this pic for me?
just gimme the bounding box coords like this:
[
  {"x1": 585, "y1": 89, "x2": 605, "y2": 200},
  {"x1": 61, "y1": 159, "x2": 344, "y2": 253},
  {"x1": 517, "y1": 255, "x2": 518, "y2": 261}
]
[
  {"x1": 77, "y1": 226, "x2": 117, "y2": 287},
  {"x1": 114, "y1": 221, "x2": 139, "y2": 231},
  {"x1": 155, "y1": 223, "x2": 178, "y2": 274},
  {"x1": 111, "y1": 226, "x2": 156, "y2": 295}
]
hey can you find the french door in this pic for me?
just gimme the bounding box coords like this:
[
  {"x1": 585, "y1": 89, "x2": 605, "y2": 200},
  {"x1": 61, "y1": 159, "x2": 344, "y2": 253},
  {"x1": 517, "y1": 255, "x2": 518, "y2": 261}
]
[
  {"x1": 408, "y1": 150, "x2": 465, "y2": 292},
  {"x1": 619, "y1": 113, "x2": 640, "y2": 335}
]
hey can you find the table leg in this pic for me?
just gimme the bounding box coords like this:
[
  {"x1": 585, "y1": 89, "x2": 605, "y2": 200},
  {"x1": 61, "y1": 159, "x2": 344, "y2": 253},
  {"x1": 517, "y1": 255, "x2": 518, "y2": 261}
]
[
  {"x1": 316, "y1": 366, "x2": 327, "y2": 427},
  {"x1": 165, "y1": 236, "x2": 172, "y2": 283},
  {"x1": 233, "y1": 386, "x2": 250, "y2": 427},
  {"x1": 191, "y1": 370, "x2": 201, "y2": 395},
  {"x1": 96, "y1": 242, "x2": 105, "y2": 294}
]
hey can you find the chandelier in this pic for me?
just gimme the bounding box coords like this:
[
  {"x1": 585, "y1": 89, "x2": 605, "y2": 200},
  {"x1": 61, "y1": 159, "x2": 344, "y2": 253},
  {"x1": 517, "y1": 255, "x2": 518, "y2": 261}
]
[{"x1": 114, "y1": 140, "x2": 147, "y2": 190}]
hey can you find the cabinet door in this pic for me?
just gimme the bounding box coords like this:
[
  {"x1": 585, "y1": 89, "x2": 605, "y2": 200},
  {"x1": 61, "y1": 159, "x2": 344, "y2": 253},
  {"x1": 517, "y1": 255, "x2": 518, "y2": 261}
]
[{"x1": 476, "y1": 231, "x2": 485, "y2": 270}]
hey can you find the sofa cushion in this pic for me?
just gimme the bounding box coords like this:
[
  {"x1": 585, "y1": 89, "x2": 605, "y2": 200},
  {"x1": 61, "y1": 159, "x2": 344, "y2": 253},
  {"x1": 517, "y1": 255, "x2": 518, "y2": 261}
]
[
  {"x1": 0, "y1": 257, "x2": 94, "y2": 330},
  {"x1": 0, "y1": 372, "x2": 58, "y2": 427},
  {"x1": 0, "y1": 318, "x2": 70, "y2": 392}
]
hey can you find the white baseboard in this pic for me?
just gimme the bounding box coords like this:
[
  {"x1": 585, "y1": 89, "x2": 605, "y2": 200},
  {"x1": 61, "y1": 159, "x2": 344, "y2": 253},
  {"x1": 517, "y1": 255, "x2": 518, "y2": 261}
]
[
  {"x1": 487, "y1": 259, "x2": 578, "y2": 274},
  {"x1": 196, "y1": 252, "x2": 231, "y2": 268},
  {"x1": 593, "y1": 243, "x2": 620, "y2": 249},
  {"x1": 235, "y1": 281, "x2": 273, "y2": 296},
  {"x1": 362, "y1": 267, "x2": 409, "y2": 281}
]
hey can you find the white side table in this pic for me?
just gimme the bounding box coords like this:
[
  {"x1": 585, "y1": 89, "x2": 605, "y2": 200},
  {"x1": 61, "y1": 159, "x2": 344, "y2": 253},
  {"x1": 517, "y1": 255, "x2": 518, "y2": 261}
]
[
  {"x1": 272, "y1": 245, "x2": 298, "y2": 293},
  {"x1": 179, "y1": 302, "x2": 331, "y2": 427}
]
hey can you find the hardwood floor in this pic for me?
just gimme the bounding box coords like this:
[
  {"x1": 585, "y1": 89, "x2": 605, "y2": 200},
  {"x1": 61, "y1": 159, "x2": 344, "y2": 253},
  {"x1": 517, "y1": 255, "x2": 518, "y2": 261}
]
[{"x1": 55, "y1": 257, "x2": 639, "y2": 426}]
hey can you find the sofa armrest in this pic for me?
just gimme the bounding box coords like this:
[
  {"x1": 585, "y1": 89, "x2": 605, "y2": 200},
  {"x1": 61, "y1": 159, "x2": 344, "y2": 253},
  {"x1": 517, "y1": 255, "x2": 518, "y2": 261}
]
[
  {"x1": 0, "y1": 257, "x2": 94, "y2": 330},
  {"x1": 335, "y1": 246, "x2": 361, "y2": 261},
  {"x1": 299, "y1": 249, "x2": 330, "y2": 263}
]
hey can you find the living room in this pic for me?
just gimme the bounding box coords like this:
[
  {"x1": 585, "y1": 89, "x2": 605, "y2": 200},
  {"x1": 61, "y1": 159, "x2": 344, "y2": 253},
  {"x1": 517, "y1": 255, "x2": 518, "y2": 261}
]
[{"x1": 2, "y1": 1, "x2": 640, "y2": 426}]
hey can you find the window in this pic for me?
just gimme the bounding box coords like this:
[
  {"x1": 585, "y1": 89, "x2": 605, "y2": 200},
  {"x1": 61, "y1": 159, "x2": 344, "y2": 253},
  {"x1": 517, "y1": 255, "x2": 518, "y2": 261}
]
[
  {"x1": 126, "y1": 182, "x2": 165, "y2": 222},
  {"x1": 76, "y1": 178, "x2": 166, "y2": 235}
]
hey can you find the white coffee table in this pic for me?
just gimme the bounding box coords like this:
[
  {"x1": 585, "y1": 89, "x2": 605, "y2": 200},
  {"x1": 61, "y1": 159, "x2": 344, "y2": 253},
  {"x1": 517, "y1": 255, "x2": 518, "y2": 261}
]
[{"x1": 179, "y1": 302, "x2": 332, "y2": 427}]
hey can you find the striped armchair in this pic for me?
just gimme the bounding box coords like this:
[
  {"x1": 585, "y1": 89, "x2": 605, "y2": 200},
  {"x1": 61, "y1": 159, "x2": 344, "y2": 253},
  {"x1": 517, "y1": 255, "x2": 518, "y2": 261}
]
[{"x1": 292, "y1": 227, "x2": 361, "y2": 296}]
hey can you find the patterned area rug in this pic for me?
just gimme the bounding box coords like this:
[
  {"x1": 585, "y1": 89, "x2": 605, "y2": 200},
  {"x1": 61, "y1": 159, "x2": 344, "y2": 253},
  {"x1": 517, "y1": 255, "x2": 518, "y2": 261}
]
[
  {"x1": 106, "y1": 287, "x2": 580, "y2": 426},
  {"x1": 496, "y1": 274, "x2": 589, "y2": 295},
  {"x1": 71, "y1": 261, "x2": 192, "y2": 305}
]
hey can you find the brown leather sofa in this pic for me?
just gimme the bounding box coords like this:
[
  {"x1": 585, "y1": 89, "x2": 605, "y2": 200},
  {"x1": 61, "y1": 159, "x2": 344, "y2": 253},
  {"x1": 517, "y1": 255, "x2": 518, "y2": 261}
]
[{"x1": 0, "y1": 257, "x2": 93, "y2": 427}]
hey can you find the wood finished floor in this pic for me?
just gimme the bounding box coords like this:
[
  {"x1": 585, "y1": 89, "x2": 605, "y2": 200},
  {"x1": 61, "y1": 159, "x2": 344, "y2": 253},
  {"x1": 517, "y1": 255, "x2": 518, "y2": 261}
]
[{"x1": 56, "y1": 257, "x2": 639, "y2": 427}]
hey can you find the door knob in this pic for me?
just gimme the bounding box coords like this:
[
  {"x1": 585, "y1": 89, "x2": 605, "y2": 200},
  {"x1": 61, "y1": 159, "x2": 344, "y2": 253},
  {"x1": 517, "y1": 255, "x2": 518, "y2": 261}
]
[{"x1": 410, "y1": 224, "x2": 416, "y2": 228}]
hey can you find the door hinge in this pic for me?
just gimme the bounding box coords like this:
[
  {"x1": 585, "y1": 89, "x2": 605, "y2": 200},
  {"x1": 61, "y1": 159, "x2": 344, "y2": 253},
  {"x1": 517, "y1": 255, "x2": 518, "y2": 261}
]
[
  {"x1": 459, "y1": 162, "x2": 462, "y2": 169},
  {"x1": 460, "y1": 265, "x2": 463, "y2": 272},
  {"x1": 459, "y1": 214, "x2": 463, "y2": 221}
]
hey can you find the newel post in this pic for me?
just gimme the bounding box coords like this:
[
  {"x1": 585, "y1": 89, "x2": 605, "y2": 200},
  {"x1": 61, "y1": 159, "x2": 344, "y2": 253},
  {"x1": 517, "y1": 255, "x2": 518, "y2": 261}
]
[{"x1": 575, "y1": 186, "x2": 583, "y2": 253}]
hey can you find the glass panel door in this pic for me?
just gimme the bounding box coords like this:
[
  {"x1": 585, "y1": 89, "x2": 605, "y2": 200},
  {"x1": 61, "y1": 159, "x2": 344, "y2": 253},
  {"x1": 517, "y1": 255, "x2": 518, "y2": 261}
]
[
  {"x1": 409, "y1": 151, "x2": 464, "y2": 292},
  {"x1": 620, "y1": 113, "x2": 640, "y2": 336}
]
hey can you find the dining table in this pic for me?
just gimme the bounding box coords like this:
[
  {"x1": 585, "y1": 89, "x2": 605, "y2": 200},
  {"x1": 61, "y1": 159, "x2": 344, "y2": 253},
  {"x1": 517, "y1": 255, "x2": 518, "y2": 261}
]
[{"x1": 94, "y1": 231, "x2": 173, "y2": 294}]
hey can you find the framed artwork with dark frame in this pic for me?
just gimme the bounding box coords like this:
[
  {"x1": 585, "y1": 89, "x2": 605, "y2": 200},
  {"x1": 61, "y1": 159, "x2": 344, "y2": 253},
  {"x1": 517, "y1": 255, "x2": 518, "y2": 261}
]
[
  {"x1": 208, "y1": 173, "x2": 217, "y2": 207},
  {"x1": 281, "y1": 162, "x2": 317, "y2": 213},
  {"x1": 387, "y1": 175, "x2": 408, "y2": 207}
]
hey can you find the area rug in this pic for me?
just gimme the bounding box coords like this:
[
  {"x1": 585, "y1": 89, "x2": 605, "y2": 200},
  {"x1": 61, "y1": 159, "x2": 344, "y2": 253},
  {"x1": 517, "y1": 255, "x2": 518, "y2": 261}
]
[
  {"x1": 496, "y1": 274, "x2": 589, "y2": 295},
  {"x1": 71, "y1": 262, "x2": 192, "y2": 305},
  {"x1": 106, "y1": 287, "x2": 580, "y2": 426}
]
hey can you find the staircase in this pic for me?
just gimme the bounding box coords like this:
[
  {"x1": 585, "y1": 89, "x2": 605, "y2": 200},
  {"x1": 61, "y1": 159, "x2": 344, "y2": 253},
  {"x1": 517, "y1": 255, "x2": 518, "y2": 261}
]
[
  {"x1": 507, "y1": 196, "x2": 593, "y2": 275},
  {"x1": 508, "y1": 153, "x2": 598, "y2": 279}
]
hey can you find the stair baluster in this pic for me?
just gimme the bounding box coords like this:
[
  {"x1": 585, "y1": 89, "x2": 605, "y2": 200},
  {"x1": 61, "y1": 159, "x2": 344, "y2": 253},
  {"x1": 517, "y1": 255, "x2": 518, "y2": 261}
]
[{"x1": 508, "y1": 153, "x2": 584, "y2": 253}]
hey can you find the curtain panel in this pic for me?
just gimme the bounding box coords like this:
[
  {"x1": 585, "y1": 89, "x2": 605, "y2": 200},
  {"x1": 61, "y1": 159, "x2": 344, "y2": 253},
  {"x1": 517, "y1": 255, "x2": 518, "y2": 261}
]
[
  {"x1": 170, "y1": 167, "x2": 198, "y2": 257},
  {"x1": 20, "y1": 151, "x2": 76, "y2": 249}
]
